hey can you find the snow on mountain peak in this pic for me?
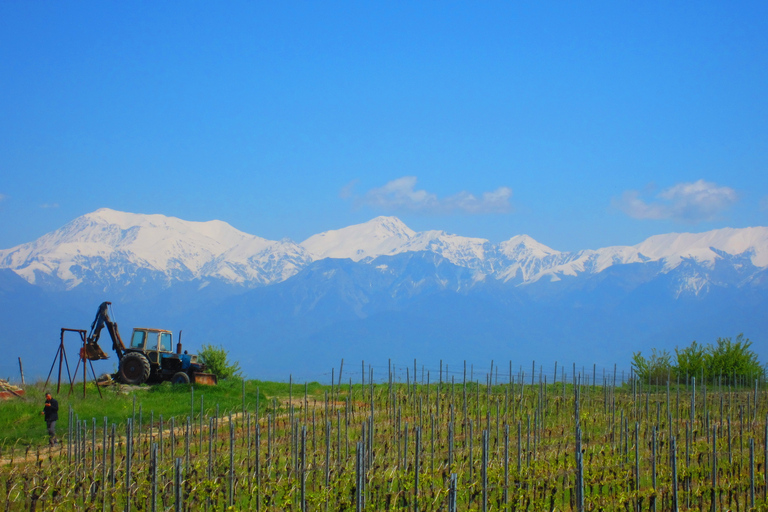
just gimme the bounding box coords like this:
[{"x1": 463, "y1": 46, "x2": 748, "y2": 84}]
[
  {"x1": 499, "y1": 235, "x2": 559, "y2": 259},
  {"x1": 300, "y1": 216, "x2": 416, "y2": 261},
  {"x1": 0, "y1": 209, "x2": 304, "y2": 288},
  {"x1": 2, "y1": 208, "x2": 767, "y2": 293},
  {"x1": 633, "y1": 227, "x2": 768, "y2": 268}
]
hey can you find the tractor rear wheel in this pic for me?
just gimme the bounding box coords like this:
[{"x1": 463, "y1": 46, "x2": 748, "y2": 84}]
[
  {"x1": 118, "y1": 353, "x2": 151, "y2": 385},
  {"x1": 171, "y1": 372, "x2": 191, "y2": 385}
]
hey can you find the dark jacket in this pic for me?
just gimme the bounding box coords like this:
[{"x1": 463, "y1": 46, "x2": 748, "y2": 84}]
[{"x1": 44, "y1": 397, "x2": 59, "y2": 422}]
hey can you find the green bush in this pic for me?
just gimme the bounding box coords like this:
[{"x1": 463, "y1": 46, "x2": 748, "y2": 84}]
[
  {"x1": 634, "y1": 335, "x2": 764, "y2": 385},
  {"x1": 649, "y1": 335, "x2": 765, "y2": 384},
  {"x1": 198, "y1": 344, "x2": 243, "y2": 381},
  {"x1": 632, "y1": 348, "x2": 673, "y2": 384},
  {"x1": 706, "y1": 334, "x2": 763, "y2": 383},
  {"x1": 674, "y1": 341, "x2": 707, "y2": 381}
]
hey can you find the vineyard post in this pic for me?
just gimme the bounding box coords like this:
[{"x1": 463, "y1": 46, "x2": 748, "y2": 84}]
[
  {"x1": 255, "y1": 421, "x2": 261, "y2": 511},
  {"x1": 634, "y1": 422, "x2": 639, "y2": 512},
  {"x1": 207, "y1": 417, "x2": 213, "y2": 479},
  {"x1": 325, "y1": 420, "x2": 331, "y2": 504},
  {"x1": 91, "y1": 417, "x2": 96, "y2": 476},
  {"x1": 517, "y1": 421, "x2": 521, "y2": 474},
  {"x1": 676, "y1": 373, "x2": 680, "y2": 424},
  {"x1": 691, "y1": 378, "x2": 696, "y2": 428},
  {"x1": 740, "y1": 405, "x2": 744, "y2": 455},
  {"x1": 710, "y1": 425, "x2": 717, "y2": 512},
  {"x1": 150, "y1": 443, "x2": 157, "y2": 512},
  {"x1": 185, "y1": 416, "x2": 190, "y2": 473},
  {"x1": 468, "y1": 420, "x2": 473, "y2": 486},
  {"x1": 749, "y1": 437, "x2": 755, "y2": 509},
  {"x1": 229, "y1": 415, "x2": 235, "y2": 507},
  {"x1": 102, "y1": 416, "x2": 107, "y2": 508},
  {"x1": 170, "y1": 416, "x2": 175, "y2": 461},
  {"x1": 576, "y1": 425, "x2": 584, "y2": 512},
  {"x1": 68, "y1": 405, "x2": 73, "y2": 465},
  {"x1": 415, "y1": 426, "x2": 421, "y2": 512},
  {"x1": 247, "y1": 412, "x2": 251, "y2": 475},
  {"x1": 754, "y1": 379, "x2": 758, "y2": 419},
  {"x1": 481, "y1": 429, "x2": 488, "y2": 512},
  {"x1": 671, "y1": 436, "x2": 678, "y2": 512},
  {"x1": 355, "y1": 441, "x2": 363, "y2": 512},
  {"x1": 300, "y1": 425, "x2": 306, "y2": 512},
  {"x1": 336, "y1": 409, "x2": 341, "y2": 469},
  {"x1": 504, "y1": 423, "x2": 509, "y2": 508},
  {"x1": 652, "y1": 426, "x2": 657, "y2": 512},
  {"x1": 404, "y1": 421, "x2": 409, "y2": 472},
  {"x1": 110, "y1": 423, "x2": 116, "y2": 491},
  {"x1": 125, "y1": 418, "x2": 132, "y2": 512},
  {"x1": 430, "y1": 414, "x2": 435, "y2": 477},
  {"x1": 173, "y1": 457, "x2": 182, "y2": 512},
  {"x1": 199, "y1": 395, "x2": 204, "y2": 453},
  {"x1": 685, "y1": 422, "x2": 690, "y2": 508},
  {"x1": 701, "y1": 379, "x2": 712, "y2": 428},
  {"x1": 448, "y1": 473, "x2": 458, "y2": 512},
  {"x1": 526, "y1": 414, "x2": 531, "y2": 467}
]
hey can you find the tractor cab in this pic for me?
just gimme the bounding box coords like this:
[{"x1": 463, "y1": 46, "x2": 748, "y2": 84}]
[
  {"x1": 126, "y1": 328, "x2": 201, "y2": 379},
  {"x1": 130, "y1": 328, "x2": 174, "y2": 365}
]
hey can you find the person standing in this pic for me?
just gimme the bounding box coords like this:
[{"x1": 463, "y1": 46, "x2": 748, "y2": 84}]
[{"x1": 42, "y1": 392, "x2": 59, "y2": 446}]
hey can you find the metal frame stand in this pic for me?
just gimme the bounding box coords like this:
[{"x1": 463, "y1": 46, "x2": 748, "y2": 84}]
[{"x1": 44, "y1": 328, "x2": 103, "y2": 398}]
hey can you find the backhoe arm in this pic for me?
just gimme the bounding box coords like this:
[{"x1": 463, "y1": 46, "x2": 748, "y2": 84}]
[{"x1": 86, "y1": 301, "x2": 126, "y2": 360}]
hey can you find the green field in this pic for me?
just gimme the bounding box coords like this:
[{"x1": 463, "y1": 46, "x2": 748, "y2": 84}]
[{"x1": 1, "y1": 374, "x2": 767, "y2": 511}]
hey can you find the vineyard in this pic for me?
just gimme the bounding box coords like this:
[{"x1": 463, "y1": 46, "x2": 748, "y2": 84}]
[{"x1": 1, "y1": 362, "x2": 767, "y2": 511}]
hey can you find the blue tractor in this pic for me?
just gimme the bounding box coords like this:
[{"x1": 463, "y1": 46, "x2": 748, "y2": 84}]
[{"x1": 85, "y1": 301, "x2": 217, "y2": 385}]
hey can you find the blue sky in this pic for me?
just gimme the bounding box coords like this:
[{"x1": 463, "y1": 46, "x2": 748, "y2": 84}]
[{"x1": 1, "y1": 2, "x2": 767, "y2": 252}]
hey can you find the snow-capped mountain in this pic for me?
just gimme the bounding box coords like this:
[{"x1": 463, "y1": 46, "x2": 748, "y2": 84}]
[
  {"x1": 0, "y1": 208, "x2": 311, "y2": 290},
  {"x1": 1, "y1": 209, "x2": 767, "y2": 296},
  {"x1": 301, "y1": 216, "x2": 768, "y2": 294}
]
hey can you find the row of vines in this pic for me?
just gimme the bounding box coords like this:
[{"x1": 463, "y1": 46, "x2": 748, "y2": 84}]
[{"x1": 1, "y1": 362, "x2": 767, "y2": 511}]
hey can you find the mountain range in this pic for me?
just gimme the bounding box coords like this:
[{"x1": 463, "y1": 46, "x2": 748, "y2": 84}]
[{"x1": 1, "y1": 208, "x2": 766, "y2": 382}]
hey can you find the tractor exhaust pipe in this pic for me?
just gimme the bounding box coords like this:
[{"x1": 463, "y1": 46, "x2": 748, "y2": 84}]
[{"x1": 177, "y1": 330, "x2": 183, "y2": 354}]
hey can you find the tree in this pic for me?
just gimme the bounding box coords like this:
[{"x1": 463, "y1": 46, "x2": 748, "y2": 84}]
[
  {"x1": 674, "y1": 341, "x2": 707, "y2": 382},
  {"x1": 631, "y1": 348, "x2": 673, "y2": 384},
  {"x1": 198, "y1": 344, "x2": 242, "y2": 381},
  {"x1": 706, "y1": 334, "x2": 762, "y2": 383}
]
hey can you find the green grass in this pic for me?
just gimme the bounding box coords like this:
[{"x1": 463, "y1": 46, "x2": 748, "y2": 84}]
[{"x1": 0, "y1": 378, "x2": 319, "y2": 448}]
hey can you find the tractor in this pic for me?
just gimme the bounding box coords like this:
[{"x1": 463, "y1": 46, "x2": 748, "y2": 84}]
[{"x1": 83, "y1": 302, "x2": 217, "y2": 385}]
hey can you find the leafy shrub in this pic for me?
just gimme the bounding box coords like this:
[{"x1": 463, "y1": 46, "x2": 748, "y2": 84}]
[
  {"x1": 632, "y1": 348, "x2": 673, "y2": 384},
  {"x1": 198, "y1": 344, "x2": 243, "y2": 381},
  {"x1": 674, "y1": 341, "x2": 707, "y2": 381},
  {"x1": 706, "y1": 334, "x2": 762, "y2": 383}
]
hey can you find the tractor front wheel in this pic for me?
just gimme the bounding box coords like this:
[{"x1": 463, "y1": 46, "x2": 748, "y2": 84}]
[
  {"x1": 172, "y1": 372, "x2": 191, "y2": 384},
  {"x1": 118, "y1": 353, "x2": 151, "y2": 385}
]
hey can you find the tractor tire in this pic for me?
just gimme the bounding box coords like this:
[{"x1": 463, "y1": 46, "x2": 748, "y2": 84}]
[
  {"x1": 171, "y1": 372, "x2": 191, "y2": 385},
  {"x1": 118, "y1": 353, "x2": 151, "y2": 385}
]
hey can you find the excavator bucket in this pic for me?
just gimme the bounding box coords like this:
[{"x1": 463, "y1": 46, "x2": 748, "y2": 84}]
[
  {"x1": 192, "y1": 372, "x2": 218, "y2": 385},
  {"x1": 83, "y1": 342, "x2": 109, "y2": 361}
]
